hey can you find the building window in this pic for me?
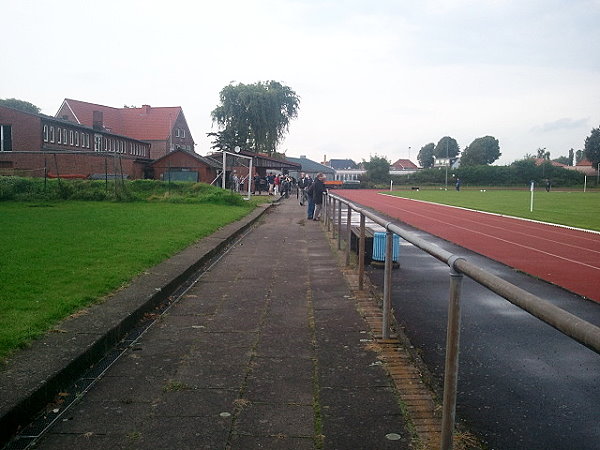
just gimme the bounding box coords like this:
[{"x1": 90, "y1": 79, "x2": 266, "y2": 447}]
[
  {"x1": 75, "y1": 131, "x2": 79, "y2": 147},
  {"x1": 64, "y1": 129, "x2": 67, "y2": 143},
  {"x1": 50, "y1": 126, "x2": 55, "y2": 143},
  {"x1": 69, "y1": 130, "x2": 74, "y2": 146},
  {"x1": 94, "y1": 134, "x2": 101, "y2": 151},
  {"x1": 175, "y1": 129, "x2": 180, "y2": 137},
  {"x1": 57, "y1": 128, "x2": 62, "y2": 144},
  {"x1": 0, "y1": 125, "x2": 13, "y2": 151},
  {"x1": 43, "y1": 125, "x2": 49, "y2": 142}
]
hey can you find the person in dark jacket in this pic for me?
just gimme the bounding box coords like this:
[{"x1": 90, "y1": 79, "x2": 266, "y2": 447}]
[{"x1": 311, "y1": 173, "x2": 326, "y2": 221}]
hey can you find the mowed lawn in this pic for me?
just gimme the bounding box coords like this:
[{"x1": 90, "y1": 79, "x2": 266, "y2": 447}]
[
  {"x1": 386, "y1": 189, "x2": 600, "y2": 231},
  {"x1": 0, "y1": 201, "x2": 254, "y2": 360}
]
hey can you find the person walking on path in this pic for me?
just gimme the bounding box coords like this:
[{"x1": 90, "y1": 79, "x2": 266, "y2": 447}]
[{"x1": 311, "y1": 172, "x2": 327, "y2": 221}]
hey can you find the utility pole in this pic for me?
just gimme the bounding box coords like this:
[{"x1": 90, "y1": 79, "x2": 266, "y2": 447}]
[{"x1": 445, "y1": 140, "x2": 449, "y2": 190}]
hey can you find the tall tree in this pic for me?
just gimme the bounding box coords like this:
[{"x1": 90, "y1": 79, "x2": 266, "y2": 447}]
[
  {"x1": 417, "y1": 143, "x2": 435, "y2": 168},
  {"x1": 433, "y1": 136, "x2": 459, "y2": 160},
  {"x1": 362, "y1": 155, "x2": 391, "y2": 183},
  {"x1": 0, "y1": 98, "x2": 41, "y2": 114},
  {"x1": 210, "y1": 81, "x2": 300, "y2": 155},
  {"x1": 568, "y1": 148, "x2": 574, "y2": 166},
  {"x1": 584, "y1": 126, "x2": 600, "y2": 168},
  {"x1": 536, "y1": 147, "x2": 550, "y2": 160},
  {"x1": 460, "y1": 136, "x2": 501, "y2": 166}
]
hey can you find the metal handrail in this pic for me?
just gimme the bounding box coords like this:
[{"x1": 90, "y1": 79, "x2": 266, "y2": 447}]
[{"x1": 326, "y1": 192, "x2": 600, "y2": 450}]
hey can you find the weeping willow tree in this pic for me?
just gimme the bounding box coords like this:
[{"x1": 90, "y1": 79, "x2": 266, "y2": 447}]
[{"x1": 209, "y1": 81, "x2": 300, "y2": 156}]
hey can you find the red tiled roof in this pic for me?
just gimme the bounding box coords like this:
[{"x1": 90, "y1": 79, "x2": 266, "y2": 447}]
[
  {"x1": 60, "y1": 99, "x2": 184, "y2": 141},
  {"x1": 576, "y1": 158, "x2": 593, "y2": 167},
  {"x1": 533, "y1": 158, "x2": 568, "y2": 168},
  {"x1": 391, "y1": 159, "x2": 418, "y2": 169}
]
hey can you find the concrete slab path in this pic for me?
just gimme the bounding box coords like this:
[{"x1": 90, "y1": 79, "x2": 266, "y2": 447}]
[{"x1": 31, "y1": 197, "x2": 412, "y2": 449}]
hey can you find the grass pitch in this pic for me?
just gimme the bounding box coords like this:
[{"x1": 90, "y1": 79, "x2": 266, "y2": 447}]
[
  {"x1": 0, "y1": 201, "x2": 255, "y2": 360},
  {"x1": 386, "y1": 188, "x2": 600, "y2": 232}
]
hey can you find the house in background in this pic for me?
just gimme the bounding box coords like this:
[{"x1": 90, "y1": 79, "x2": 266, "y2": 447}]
[
  {"x1": 285, "y1": 155, "x2": 335, "y2": 180},
  {"x1": 0, "y1": 104, "x2": 151, "y2": 179},
  {"x1": 56, "y1": 99, "x2": 194, "y2": 160},
  {"x1": 391, "y1": 158, "x2": 418, "y2": 171},
  {"x1": 569, "y1": 158, "x2": 597, "y2": 176},
  {"x1": 390, "y1": 158, "x2": 419, "y2": 176}
]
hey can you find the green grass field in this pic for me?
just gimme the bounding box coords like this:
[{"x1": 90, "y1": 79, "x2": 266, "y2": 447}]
[
  {"x1": 386, "y1": 188, "x2": 600, "y2": 231},
  {"x1": 0, "y1": 201, "x2": 257, "y2": 361}
]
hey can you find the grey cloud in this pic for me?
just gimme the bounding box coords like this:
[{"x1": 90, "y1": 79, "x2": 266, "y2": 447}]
[{"x1": 533, "y1": 117, "x2": 589, "y2": 133}]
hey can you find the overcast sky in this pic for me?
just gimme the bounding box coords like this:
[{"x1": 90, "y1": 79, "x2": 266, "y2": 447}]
[{"x1": 2, "y1": 0, "x2": 599, "y2": 165}]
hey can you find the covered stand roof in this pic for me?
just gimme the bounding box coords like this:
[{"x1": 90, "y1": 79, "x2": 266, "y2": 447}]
[{"x1": 206, "y1": 150, "x2": 301, "y2": 172}]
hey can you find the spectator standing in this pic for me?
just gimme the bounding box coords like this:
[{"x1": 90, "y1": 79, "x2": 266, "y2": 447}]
[
  {"x1": 267, "y1": 173, "x2": 275, "y2": 195},
  {"x1": 304, "y1": 175, "x2": 315, "y2": 219},
  {"x1": 311, "y1": 173, "x2": 327, "y2": 221}
]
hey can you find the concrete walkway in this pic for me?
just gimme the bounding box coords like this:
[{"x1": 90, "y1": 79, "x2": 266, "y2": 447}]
[{"x1": 27, "y1": 197, "x2": 412, "y2": 449}]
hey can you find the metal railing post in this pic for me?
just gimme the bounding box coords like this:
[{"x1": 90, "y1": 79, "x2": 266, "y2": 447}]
[
  {"x1": 358, "y1": 213, "x2": 366, "y2": 291},
  {"x1": 325, "y1": 197, "x2": 335, "y2": 231},
  {"x1": 440, "y1": 257, "x2": 465, "y2": 450},
  {"x1": 345, "y1": 202, "x2": 352, "y2": 266},
  {"x1": 323, "y1": 193, "x2": 328, "y2": 226},
  {"x1": 337, "y1": 199, "x2": 342, "y2": 250},
  {"x1": 382, "y1": 230, "x2": 393, "y2": 339}
]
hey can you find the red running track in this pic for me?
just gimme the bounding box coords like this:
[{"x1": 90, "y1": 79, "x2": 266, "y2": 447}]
[{"x1": 337, "y1": 190, "x2": 600, "y2": 303}]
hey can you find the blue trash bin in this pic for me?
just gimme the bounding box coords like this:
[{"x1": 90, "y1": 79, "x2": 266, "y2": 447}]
[{"x1": 372, "y1": 231, "x2": 400, "y2": 262}]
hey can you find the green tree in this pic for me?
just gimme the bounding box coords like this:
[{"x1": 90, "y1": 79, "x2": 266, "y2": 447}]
[
  {"x1": 568, "y1": 148, "x2": 574, "y2": 166},
  {"x1": 210, "y1": 81, "x2": 300, "y2": 155},
  {"x1": 417, "y1": 143, "x2": 435, "y2": 168},
  {"x1": 0, "y1": 98, "x2": 41, "y2": 114},
  {"x1": 575, "y1": 149, "x2": 585, "y2": 164},
  {"x1": 536, "y1": 147, "x2": 550, "y2": 160},
  {"x1": 460, "y1": 136, "x2": 501, "y2": 166},
  {"x1": 362, "y1": 155, "x2": 391, "y2": 183},
  {"x1": 433, "y1": 136, "x2": 460, "y2": 160},
  {"x1": 584, "y1": 126, "x2": 600, "y2": 168}
]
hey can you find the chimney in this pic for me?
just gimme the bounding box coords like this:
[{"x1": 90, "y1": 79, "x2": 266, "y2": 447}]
[
  {"x1": 142, "y1": 105, "x2": 151, "y2": 114},
  {"x1": 92, "y1": 111, "x2": 103, "y2": 130}
]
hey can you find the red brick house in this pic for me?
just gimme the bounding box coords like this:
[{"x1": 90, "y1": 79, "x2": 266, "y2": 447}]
[
  {"x1": 391, "y1": 158, "x2": 419, "y2": 170},
  {"x1": 56, "y1": 99, "x2": 194, "y2": 160},
  {"x1": 0, "y1": 105, "x2": 151, "y2": 178},
  {"x1": 569, "y1": 158, "x2": 598, "y2": 176},
  {"x1": 149, "y1": 149, "x2": 221, "y2": 183}
]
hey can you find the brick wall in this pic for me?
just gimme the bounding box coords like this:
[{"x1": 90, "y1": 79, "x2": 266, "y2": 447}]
[
  {"x1": 0, "y1": 152, "x2": 147, "y2": 179},
  {"x1": 0, "y1": 107, "x2": 42, "y2": 150},
  {"x1": 150, "y1": 151, "x2": 217, "y2": 183}
]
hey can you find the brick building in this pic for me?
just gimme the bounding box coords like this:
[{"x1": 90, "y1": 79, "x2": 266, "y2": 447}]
[
  {"x1": 0, "y1": 105, "x2": 151, "y2": 179},
  {"x1": 56, "y1": 99, "x2": 194, "y2": 160},
  {"x1": 149, "y1": 149, "x2": 220, "y2": 183}
]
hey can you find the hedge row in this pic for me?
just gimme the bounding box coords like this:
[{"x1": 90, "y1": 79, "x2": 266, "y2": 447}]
[
  {"x1": 388, "y1": 160, "x2": 587, "y2": 187},
  {"x1": 0, "y1": 177, "x2": 247, "y2": 205}
]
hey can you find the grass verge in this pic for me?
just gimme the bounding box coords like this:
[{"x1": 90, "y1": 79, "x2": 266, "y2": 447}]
[{"x1": 0, "y1": 200, "x2": 257, "y2": 361}]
